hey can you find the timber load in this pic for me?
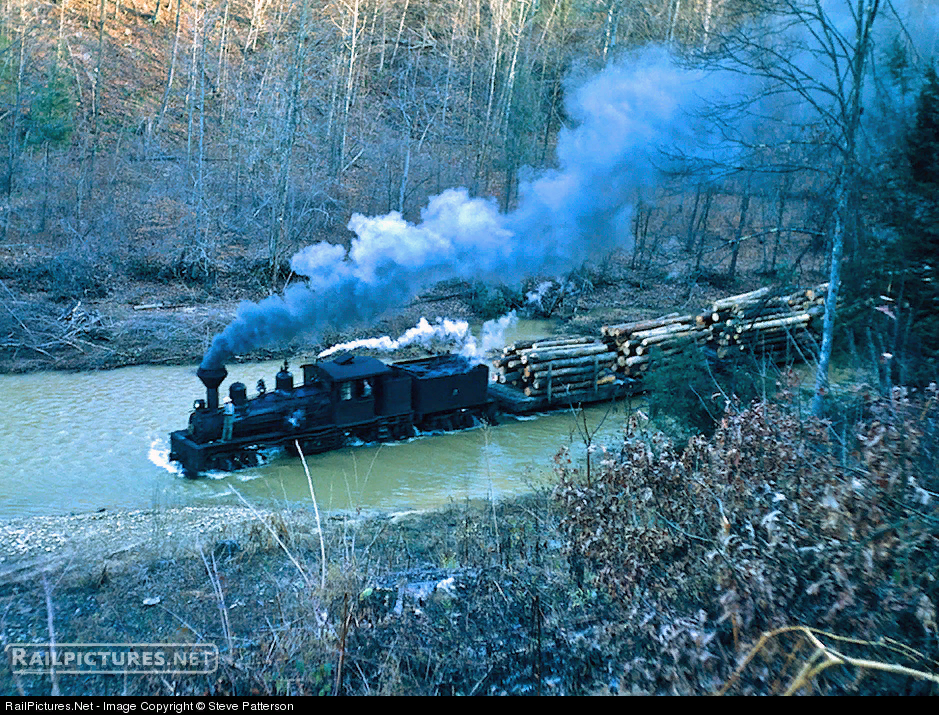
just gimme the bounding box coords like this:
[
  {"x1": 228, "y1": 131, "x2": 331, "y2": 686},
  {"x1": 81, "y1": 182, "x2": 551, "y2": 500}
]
[
  {"x1": 600, "y1": 284, "x2": 828, "y2": 378},
  {"x1": 488, "y1": 284, "x2": 829, "y2": 411},
  {"x1": 491, "y1": 336, "x2": 627, "y2": 402},
  {"x1": 696, "y1": 283, "x2": 827, "y2": 363}
]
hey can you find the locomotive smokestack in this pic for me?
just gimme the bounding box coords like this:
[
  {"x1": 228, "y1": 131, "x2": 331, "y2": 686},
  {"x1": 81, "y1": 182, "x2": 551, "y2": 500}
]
[{"x1": 197, "y1": 365, "x2": 228, "y2": 410}]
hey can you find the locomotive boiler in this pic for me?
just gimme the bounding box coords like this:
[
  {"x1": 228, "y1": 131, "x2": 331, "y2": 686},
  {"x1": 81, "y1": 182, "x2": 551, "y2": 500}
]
[{"x1": 169, "y1": 353, "x2": 495, "y2": 476}]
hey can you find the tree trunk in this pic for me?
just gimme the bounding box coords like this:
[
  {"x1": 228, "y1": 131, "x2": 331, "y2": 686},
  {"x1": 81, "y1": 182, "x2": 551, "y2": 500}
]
[
  {"x1": 2, "y1": 29, "x2": 24, "y2": 240},
  {"x1": 771, "y1": 183, "x2": 788, "y2": 274},
  {"x1": 186, "y1": 0, "x2": 200, "y2": 167},
  {"x1": 39, "y1": 143, "x2": 50, "y2": 233},
  {"x1": 693, "y1": 187, "x2": 713, "y2": 276},
  {"x1": 155, "y1": 0, "x2": 182, "y2": 139},
  {"x1": 685, "y1": 184, "x2": 701, "y2": 252},
  {"x1": 812, "y1": 182, "x2": 847, "y2": 415},
  {"x1": 87, "y1": 0, "x2": 107, "y2": 205},
  {"x1": 217, "y1": 0, "x2": 231, "y2": 123},
  {"x1": 270, "y1": 0, "x2": 310, "y2": 285},
  {"x1": 727, "y1": 189, "x2": 749, "y2": 283}
]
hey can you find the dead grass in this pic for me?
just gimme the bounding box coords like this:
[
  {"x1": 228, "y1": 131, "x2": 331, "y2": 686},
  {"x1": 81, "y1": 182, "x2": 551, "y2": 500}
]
[{"x1": 555, "y1": 381, "x2": 939, "y2": 694}]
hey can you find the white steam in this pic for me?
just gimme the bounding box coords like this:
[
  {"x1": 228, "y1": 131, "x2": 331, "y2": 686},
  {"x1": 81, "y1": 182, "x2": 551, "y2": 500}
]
[
  {"x1": 461, "y1": 311, "x2": 519, "y2": 360},
  {"x1": 525, "y1": 281, "x2": 555, "y2": 310},
  {"x1": 317, "y1": 312, "x2": 518, "y2": 363},
  {"x1": 318, "y1": 317, "x2": 472, "y2": 359}
]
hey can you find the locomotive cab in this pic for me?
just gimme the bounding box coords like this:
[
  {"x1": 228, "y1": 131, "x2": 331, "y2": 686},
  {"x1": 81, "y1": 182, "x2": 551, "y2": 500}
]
[{"x1": 304, "y1": 353, "x2": 411, "y2": 426}]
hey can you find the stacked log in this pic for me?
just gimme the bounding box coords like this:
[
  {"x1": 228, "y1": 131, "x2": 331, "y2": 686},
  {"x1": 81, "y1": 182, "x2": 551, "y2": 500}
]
[
  {"x1": 492, "y1": 337, "x2": 620, "y2": 399},
  {"x1": 703, "y1": 284, "x2": 827, "y2": 362},
  {"x1": 599, "y1": 283, "x2": 829, "y2": 380},
  {"x1": 491, "y1": 284, "x2": 830, "y2": 402},
  {"x1": 600, "y1": 313, "x2": 705, "y2": 376}
]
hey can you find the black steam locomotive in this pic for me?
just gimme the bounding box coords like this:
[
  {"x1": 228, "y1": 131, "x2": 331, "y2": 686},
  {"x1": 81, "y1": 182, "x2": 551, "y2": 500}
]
[{"x1": 169, "y1": 353, "x2": 495, "y2": 477}]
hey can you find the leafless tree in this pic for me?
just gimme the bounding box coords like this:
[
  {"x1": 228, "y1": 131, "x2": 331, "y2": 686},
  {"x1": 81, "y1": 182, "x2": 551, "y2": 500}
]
[{"x1": 703, "y1": 0, "x2": 885, "y2": 415}]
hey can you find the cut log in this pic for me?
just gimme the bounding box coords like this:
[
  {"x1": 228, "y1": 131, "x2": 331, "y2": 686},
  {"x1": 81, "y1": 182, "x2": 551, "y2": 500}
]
[
  {"x1": 503, "y1": 340, "x2": 536, "y2": 354},
  {"x1": 525, "y1": 356, "x2": 616, "y2": 377},
  {"x1": 497, "y1": 370, "x2": 524, "y2": 384},
  {"x1": 601, "y1": 313, "x2": 682, "y2": 338},
  {"x1": 711, "y1": 286, "x2": 774, "y2": 311},
  {"x1": 624, "y1": 354, "x2": 651, "y2": 367},
  {"x1": 639, "y1": 330, "x2": 703, "y2": 348},
  {"x1": 530, "y1": 337, "x2": 595, "y2": 349},
  {"x1": 627, "y1": 317, "x2": 698, "y2": 340},
  {"x1": 493, "y1": 357, "x2": 524, "y2": 371},
  {"x1": 521, "y1": 343, "x2": 612, "y2": 364},
  {"x1": 734, "y1": 312, "x2": 814, "y2": 334}
]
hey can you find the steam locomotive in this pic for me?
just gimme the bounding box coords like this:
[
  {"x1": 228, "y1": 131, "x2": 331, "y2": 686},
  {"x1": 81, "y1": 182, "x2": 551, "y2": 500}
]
[{"x1": 169, "y1": 353, "x2": 495, "y2": 477}]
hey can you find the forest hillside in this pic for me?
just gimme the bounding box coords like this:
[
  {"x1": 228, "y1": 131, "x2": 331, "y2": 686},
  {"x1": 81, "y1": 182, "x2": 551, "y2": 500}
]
[{"x1": 0, "y1": 0, "x2": 936, "y2": 384}]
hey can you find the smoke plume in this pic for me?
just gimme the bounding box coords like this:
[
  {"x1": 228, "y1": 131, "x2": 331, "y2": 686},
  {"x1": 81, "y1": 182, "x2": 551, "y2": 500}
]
[
  {"x1": 203, "y1": 0, "x2": 929, "y2": 370},
  {"x1": 201, "y1": 48, "x2": 721, "y2": 369}
]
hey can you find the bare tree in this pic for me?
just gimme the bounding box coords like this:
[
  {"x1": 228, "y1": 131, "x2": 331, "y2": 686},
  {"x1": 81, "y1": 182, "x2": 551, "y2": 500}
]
[
  {"x1": 2, "y1": 25, "x2": 26, "y2": 240},
  {"x1": 270, "y1": 0, "x2": 311, "y2": 284},
  {"x1": 707, "y1": 0, "x2": 884, "y2": 415}
]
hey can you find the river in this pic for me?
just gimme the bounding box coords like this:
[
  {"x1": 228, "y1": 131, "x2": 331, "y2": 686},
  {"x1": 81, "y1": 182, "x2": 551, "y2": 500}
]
[{"x1": 0, "y1": 321, "x2": 641, "y2": 519}]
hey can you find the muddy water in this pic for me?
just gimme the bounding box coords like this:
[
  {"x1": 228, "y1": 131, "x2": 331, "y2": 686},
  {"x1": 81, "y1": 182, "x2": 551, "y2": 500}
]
[{"x1": 0, "y1": 320, "x2": 641, "y2": 519}]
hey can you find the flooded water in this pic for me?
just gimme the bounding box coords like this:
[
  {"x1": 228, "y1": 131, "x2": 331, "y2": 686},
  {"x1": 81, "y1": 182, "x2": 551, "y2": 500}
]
[{"x1": 0, "y1": 320, "x2": 642, "y2": 519}]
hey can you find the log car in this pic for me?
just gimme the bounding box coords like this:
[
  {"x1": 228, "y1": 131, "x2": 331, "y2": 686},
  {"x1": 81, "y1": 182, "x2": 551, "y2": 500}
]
[{"x1": 169, "y1": 353, "x2": 495, "y2": 477}]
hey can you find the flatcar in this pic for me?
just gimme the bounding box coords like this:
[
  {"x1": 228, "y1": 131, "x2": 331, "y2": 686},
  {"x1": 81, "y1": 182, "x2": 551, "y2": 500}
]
[{"x1": 169, "y1": 353, "x2": 495, "y2": 476}]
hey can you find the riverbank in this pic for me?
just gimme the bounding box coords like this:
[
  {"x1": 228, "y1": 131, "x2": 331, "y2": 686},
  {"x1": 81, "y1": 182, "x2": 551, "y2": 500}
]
[
  {"x1": 0, "y1": 250, "x2": 779, "y2": 375},
  {"x1": 0, "y1": 506, "x2": 265, "y2": 584},
  {"x1": 0, "y1": 495, "x2": 597, "y2": 696}
]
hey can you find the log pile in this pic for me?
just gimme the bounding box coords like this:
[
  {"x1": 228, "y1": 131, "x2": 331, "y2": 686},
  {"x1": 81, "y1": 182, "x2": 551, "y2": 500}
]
[
  {"x1": 699, "y1": 284, "x2": 827, "y2": 362},
  {"x1": 489, "y1": 284, "x2": 829, "y2": 403},
  {"x1": 492, "y1": 337, "x2": 620, "y2": 399},
  {"x1": 599, "y1": 284, "x2": 829, "y2": 379},
  {"x1": 600, "y1": 312, "x2": 704, "y2": 377}
]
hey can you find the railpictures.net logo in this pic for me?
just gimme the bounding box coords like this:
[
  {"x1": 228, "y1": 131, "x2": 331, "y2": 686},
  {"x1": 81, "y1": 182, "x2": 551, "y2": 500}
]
[{"x1": 5, "y1": 643, "x2": 219, "y2": 675}]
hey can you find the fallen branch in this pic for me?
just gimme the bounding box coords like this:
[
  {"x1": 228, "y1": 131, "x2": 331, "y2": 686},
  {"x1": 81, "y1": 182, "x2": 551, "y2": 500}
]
[{"x1": 716, "y1": 625, "x2": 939, "y2": 696}]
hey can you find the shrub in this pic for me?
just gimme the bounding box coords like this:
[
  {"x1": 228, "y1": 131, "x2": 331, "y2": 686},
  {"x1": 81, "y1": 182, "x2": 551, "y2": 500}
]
[
  {"x1": 12, "y1": 253, "x2": 111, "y2": 301},
  {"x1": 643, "y1": 347, "x2": 773, "y2": 440},
  {"x1": 554, "y1": 385, "x2": 939, "y2": 694},
  {"x1": 468, "y1": 282, "x2": 522, "y2": 320}
]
